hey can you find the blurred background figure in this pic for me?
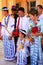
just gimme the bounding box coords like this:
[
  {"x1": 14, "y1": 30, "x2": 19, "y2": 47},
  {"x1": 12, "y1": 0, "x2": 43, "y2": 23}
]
[
  {"x1": 37, "y1": 5, "x2": 43, "y2": 20},
  {"x1": 37, "y1": 5, "x2": 43, "y2": 51},
  {"x1": 11, "y1": 5, "x2": 18, "y2": 54}
]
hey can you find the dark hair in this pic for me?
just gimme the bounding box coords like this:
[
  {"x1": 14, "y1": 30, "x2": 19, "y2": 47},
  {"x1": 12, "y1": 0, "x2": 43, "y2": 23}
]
[
  {"x1": 2, "y1": 7, "x2": 9, "y2": 13},
  {"x1": 29, "y1": 9, "x2": 38, "y2": 16},
  {"x1": 22, "y1": 33, "x2": 26, "y2": 38},
  {"x1": 37, "y1": 5, "x2": 43, "y2": 9},
  {"x1": 11, "y1": 5, "x2": 16, "y2": 11},
  {"x1": 18, "y1": 7, "x2": 25, "y2": 12},
  {"x1": 19, "y1": 29, "x2": 26, "y2": 38}
]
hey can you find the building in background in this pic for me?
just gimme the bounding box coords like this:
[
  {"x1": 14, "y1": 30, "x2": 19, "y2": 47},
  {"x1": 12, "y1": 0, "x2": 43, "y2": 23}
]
[{"x1": 0, "y1": 0, "x2": 43, "y2": 22}]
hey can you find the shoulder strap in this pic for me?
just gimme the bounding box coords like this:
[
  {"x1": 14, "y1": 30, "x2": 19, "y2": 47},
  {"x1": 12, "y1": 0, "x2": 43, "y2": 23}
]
[
  {"x1": 4, "y1": 15, "x2": 11, "y2": 35},
  {"x1": 16, "y1": 17, "x2": 20, "y2": 29},
  {"x1": 4, "y1": 15, "x2": 10, "y2": 28}
]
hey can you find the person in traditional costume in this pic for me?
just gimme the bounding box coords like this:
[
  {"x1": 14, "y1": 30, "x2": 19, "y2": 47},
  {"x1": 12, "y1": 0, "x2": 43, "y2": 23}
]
[
  {"x1": 37, "y1": 5, "x2": 43, "y2": 20},
  {"x1": 28, "y1": 9, "x2": 42, "y2": 65},
  {"x1": 37, "y1": 5, "x2": 43, "y2": 51},
  {"x1": 11, "y1": 5, "x2": 18, "y2": 54},
  {"x1": 16, "y1": 7, "x2": 29, "y2": 33},
  {"x1": 16, "y1": 29, "x2": 32, "y2": 65},
  {"x1": 12, "y1": 7, "x2": 29, "y2": 49},
  {"x1": 1, "y1": 7, "x2": 15, "y2": 61},
  {"x1": 12, "y1": 7, "x2": 29, "y2": 37}
]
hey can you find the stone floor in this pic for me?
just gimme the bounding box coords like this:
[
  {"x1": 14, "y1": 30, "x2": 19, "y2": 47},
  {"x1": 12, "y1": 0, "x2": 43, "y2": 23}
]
[
  {"x1": 0, "y1": 40, "x2": 4, "y2": 60},
  {"x1": 0, "y1": 60, "x2": 16, "y2": 65}
]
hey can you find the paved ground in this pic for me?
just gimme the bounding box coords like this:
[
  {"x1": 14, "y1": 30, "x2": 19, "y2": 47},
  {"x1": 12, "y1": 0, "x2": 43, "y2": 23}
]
[
  {"x1": 0, "y1": 60, "x2": 16, "y2": 65},
  {"x1": 0, "y1": 41, "x2": 4, "y2": 60},
  {"x1": 0, "y1": 40, "x2": 43, "y2": 65}
]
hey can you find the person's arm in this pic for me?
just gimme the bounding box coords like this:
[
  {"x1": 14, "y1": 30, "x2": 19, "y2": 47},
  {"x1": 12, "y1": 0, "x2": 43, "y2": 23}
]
[
  {"x1": 31, "y1": 32, "x2": 43, "y2": 37},
  {"x1": 28, "y1": 35, "x2": 34, "y2": 43},
  {"x1": 8, "y1": 17, "x2": 15, "y2": 40},
  {"x1": 35, "y1": 32, "x2": 43, "y2": 36}
]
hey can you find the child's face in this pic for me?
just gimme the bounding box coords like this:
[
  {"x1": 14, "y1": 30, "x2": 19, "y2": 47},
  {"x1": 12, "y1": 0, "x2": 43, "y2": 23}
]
[
  {"x1": 29, "y1": 14, "x2": 34, "y2": 20},
  {"x1": 19, "y1": 32, "x2": 24, "y2": 38},
  {"x1": 29, "y1": 14, "x2": 36, "y2": 21}
]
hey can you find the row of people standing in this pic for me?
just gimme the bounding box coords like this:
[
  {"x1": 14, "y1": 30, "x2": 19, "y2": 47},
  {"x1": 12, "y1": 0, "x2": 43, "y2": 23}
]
[{"x1": 0, "y1": 5, "x2": 43, "y2": 65}]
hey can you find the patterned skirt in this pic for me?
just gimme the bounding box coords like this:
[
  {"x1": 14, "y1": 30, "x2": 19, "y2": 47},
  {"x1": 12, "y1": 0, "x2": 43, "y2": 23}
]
[
  {"x1": 30, "y1": 36, "x2": 42, "y2": 65},
  {"x1": 3, "y1": 35, "x2": 15, "y2": 61},
  {"x1": 17, "y1": 48, "x2": 29, "y2": 65}
]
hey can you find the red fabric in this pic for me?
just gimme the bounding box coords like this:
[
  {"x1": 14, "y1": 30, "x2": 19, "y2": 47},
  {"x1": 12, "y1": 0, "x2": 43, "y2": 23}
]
[
  {"x1": 31, "y1": 27, "x2": 38, "y2": 34},
  {"x1": 12, "y1": 29, "x2": 19, "y2": 37},
  {"x1": 12, "y1": 17, "x2": 20, "y2": 37}
]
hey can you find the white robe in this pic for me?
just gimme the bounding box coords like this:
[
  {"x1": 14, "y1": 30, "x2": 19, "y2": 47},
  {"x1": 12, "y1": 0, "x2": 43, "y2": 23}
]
[
  {"x1": 1, "y1": 15, "x2": 15, "y2": 60},
  {"x1": 16, "y1": 16, "x2": 29, "y2": 33},
  {"x1": 38, "y1": 14, "x2": 43, "y2": 20},
  {"x1": 16, "y1": 37, "x2": 31, "y2": 65}
]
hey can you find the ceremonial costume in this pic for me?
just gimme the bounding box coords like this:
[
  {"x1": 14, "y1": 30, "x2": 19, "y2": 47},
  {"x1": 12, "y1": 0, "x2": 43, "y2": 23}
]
[
  {"x1": 28, "y1": 20, "x2": 42, "y2": 65},
  {"x1": 1, "y1": 15, "x2": 15, "y2": 60}
]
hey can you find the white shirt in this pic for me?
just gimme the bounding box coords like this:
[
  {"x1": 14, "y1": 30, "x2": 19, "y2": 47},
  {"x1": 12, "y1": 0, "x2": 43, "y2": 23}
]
[
  {"x1": 16, "y1": 16, "x2": 29, "y2": 33},
  {"x1": 38, "y1": 14, "x2": 43, "y2": 20},
  {"x1": 37, "y1": 20, "x2": 43, "y2": 32},
  {"x1": 1, "y1": 15, "x2": 15, "y2": 36}
]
